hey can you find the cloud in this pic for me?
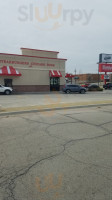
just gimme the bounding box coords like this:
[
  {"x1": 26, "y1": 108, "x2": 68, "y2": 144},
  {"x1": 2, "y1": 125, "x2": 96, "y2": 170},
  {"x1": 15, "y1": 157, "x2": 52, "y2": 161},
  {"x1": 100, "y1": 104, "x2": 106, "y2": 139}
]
[{"x1": 0, "y1": 0, "x2": 111, "y2": 73}]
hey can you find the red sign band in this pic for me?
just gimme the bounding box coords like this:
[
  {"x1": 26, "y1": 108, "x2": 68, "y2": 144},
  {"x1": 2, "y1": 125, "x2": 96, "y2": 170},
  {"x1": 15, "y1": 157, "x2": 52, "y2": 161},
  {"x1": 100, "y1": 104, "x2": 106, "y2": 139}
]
[{"x1": 99, "y1": 63, "x2": 112, "y2": 72}]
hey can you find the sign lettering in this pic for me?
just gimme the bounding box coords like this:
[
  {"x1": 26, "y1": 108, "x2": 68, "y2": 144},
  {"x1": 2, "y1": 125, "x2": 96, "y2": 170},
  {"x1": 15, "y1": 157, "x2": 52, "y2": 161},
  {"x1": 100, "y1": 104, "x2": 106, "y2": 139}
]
[{"x1": 0, "y1": 60, "x2": 55, "y2": 67}]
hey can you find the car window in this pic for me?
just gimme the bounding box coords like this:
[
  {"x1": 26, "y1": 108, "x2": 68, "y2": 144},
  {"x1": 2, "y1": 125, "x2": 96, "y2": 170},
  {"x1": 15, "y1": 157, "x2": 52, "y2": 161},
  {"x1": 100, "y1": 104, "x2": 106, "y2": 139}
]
[
  {"x1": 67, "y1": 85, "x2": 78, "y2": 87},
  {"x1": 72, "y1": 85, "x2": 79, "y2": 87},
  {"x1": 91, "y1": 85, "x2": 98, "y2": 88},
  {"x1": 93, "y1": 85, "x2": 98, "y2": 88}
]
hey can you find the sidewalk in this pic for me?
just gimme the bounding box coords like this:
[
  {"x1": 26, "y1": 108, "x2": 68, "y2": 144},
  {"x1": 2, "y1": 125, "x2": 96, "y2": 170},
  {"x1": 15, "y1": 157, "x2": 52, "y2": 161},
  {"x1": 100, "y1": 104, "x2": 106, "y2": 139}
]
[
  {"x1": 0, "y1": 91, "x2": 112, "y2": 115},
  {"x1": 0, "y1": 99, "x2": 112, "y2": 116}
]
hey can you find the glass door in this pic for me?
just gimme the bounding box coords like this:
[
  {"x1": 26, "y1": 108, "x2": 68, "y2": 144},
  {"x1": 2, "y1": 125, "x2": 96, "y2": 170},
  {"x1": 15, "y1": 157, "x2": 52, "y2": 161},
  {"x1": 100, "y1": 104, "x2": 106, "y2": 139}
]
[
  {"x1": 50, "y1": 77, "x2": 60, "y2": 91},
  {"x1": 4, "y1": 79, "x2": 13, "y2": 87}
]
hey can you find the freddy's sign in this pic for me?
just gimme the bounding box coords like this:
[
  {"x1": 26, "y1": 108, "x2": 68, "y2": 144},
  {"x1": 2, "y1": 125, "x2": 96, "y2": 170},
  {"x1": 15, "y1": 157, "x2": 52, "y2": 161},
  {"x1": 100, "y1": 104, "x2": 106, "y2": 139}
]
[{"x1": 99, "y1": 63, "x2": 112, "y2": 72}]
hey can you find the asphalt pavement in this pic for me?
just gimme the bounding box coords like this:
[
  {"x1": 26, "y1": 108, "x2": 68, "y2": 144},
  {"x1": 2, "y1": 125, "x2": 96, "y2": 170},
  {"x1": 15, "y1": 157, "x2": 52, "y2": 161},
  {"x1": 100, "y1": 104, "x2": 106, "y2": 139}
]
[
  {"x1": 0, "y1": 90, "x2": 112, "y2": 115},
  {"x1": 0, "y1": 105, "x2": 112, "y2": 200}
]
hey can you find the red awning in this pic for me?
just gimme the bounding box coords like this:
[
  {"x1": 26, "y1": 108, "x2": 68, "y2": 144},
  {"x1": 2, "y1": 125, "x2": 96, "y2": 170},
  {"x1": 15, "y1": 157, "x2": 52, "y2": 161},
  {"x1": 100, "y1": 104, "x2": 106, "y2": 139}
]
[
  {"x1": 49, "y1": 70, "x2": 62, "y2": 77},
  {"x1": 65, "y1": 73, "x2": 74, "y2": 78},
  {"x1": 0, "y1": 66, "x2": 21, "y2": 76}
]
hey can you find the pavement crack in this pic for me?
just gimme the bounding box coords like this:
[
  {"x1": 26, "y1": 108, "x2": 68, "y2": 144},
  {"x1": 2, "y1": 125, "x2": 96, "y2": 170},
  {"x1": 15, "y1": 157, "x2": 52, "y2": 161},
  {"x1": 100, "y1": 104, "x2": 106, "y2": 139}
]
[
  {"x1": 63, "y1": 114, "x2": 112, "y2": 132},
  {"x1": 98, "y1": 121, "x2": 112, "y2": 126},
  {"x1": 19, "y1": 116, "x2": 51, "y2": 125},
  {"x1": 44, "y1": 121, "x2": 79, "y2": 140},
  {"x1": 65, "y1": 153, "x2": 112, "y2": 170},
  {"x1": 0, "y1": 144, "x2": 66, "y2": 200},
  {"x1": 1, "y1": 131, "x2": 112, "y2": 199}
]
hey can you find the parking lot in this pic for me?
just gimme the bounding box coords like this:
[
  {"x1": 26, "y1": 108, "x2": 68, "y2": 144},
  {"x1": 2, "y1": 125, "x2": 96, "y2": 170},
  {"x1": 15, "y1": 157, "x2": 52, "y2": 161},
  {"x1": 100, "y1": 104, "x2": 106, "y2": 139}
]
[
  {"x1": 0, "y1": 90, "x2": 112, "y2": 200},
  {"x1": 0, "y1": 90, "x2": 112, "y2": 110},
  {"x1": 0, "y1": 105, "x2": 112, "y2": 199}
]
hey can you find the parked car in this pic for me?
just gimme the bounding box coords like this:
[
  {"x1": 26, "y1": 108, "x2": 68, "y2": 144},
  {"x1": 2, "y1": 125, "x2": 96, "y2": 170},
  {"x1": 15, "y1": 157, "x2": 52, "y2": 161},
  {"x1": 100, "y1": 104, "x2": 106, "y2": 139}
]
[
  {"x1": 62, "y1": 84, "x2": 86, "y2": 94},
  {"x1": 0, "y1": 85, "x2": 13, "y2": 95},
  {"x1": 103, "y1": 83, "x2": 112, "y2": 89},
  {"x1": 88, "y1": 84, "x2": 103, "y2": 91}
]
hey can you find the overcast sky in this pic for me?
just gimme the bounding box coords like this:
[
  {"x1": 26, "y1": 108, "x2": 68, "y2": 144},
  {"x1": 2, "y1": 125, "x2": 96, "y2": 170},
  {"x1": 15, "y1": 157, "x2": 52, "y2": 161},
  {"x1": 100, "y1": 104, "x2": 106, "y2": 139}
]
[{"x1": 0, "y1": 0, "x2": 111, "y2": 74}]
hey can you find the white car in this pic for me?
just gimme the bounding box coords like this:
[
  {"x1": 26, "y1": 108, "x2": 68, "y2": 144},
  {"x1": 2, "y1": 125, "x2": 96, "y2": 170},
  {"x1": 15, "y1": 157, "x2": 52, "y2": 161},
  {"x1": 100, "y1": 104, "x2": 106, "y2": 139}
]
[{"x1": 0, "y1": 84, "x2": 13, "y2": 95}]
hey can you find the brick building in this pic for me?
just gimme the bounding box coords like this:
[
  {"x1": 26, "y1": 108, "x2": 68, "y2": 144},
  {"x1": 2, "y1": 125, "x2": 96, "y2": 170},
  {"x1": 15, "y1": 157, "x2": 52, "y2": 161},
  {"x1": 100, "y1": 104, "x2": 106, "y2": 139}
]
[
  {"x1": 66, "y1": 73, "x2": 99, "y2": 84},
  {"x1": 66, "y1": 73, "x2": 112, "y2": 84},
  {"x1": 77, "y1": 74, "x2": 99, "y2": 83}
]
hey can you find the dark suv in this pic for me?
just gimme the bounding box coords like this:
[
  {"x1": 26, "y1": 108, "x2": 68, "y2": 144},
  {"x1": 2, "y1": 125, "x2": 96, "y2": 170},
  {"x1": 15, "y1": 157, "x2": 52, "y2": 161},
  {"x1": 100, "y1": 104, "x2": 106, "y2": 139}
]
[
  {"x1": 103, "y1": 83, "x2": 112, "y2": 89},
  {"x1": 62, "y1": 84, "x2": 86, "y2": 94}
]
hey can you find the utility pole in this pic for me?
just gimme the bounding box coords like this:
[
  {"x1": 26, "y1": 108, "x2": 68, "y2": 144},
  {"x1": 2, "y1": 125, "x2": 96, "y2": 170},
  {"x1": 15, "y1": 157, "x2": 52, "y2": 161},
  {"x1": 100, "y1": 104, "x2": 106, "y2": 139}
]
[{"x1": 97, "y1": 63, "x2": 99, "y2": 86}]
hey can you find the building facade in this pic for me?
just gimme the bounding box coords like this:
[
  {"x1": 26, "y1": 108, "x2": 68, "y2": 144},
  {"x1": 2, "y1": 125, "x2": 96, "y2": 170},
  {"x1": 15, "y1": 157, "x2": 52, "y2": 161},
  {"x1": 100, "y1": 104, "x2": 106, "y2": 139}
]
[
  {"x1": 77, "y1": 74, "x2": 99, "y2": 83},
  {"x1": 0, "y1": 48, "x2": 67, "y2": 92},
  {"x1": 66, "y1": 73, "x2": 100, "y2": 84}
]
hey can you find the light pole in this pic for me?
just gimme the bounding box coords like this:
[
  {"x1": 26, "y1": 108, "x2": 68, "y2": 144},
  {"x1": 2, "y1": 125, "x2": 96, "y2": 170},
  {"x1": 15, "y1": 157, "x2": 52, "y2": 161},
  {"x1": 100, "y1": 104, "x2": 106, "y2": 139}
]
[{"x1": 97, "y1": 62, "x2": 100, "y2": 86}]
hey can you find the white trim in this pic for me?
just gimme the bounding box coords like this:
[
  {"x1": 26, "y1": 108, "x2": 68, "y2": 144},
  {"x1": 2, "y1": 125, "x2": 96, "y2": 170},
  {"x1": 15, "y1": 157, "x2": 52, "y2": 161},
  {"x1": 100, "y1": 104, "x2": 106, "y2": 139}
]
[
  {"x1": 7, "y1": 66, "x2": 11, "y2": 74},
  {"x1": 57, "y1": 71, "x2": 60, "y2": 76},
  {"x1": 16, "y1": 70, "x2": 19, "y2": 74},
  {"x1": 52, "y1": 70, "x2": 55, "y2": 76}
]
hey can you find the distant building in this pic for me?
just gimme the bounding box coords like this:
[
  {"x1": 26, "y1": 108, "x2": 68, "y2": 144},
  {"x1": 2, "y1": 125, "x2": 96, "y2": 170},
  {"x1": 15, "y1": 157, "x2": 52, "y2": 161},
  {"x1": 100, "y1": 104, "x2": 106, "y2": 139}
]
[
  {"x1": 77, "y1": 74, "x2": 99, "y2": 83},
  {"x1": 65, "y1": 73, "x2": 112, "y2": 84}
]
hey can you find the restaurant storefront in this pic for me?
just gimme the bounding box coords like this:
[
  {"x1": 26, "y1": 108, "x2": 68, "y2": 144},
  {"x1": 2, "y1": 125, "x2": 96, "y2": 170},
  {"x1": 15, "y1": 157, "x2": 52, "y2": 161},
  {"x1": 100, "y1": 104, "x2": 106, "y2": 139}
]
[{"x1": 0, "y1": 48, "x2": 67, "y2": 92}]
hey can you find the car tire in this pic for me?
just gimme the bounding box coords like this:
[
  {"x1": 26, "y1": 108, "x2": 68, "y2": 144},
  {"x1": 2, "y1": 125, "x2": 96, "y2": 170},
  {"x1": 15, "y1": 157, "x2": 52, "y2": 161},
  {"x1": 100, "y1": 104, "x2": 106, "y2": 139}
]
[
  {"x1": 80, "y1": 89, "x2": 85, "y2": 94},
  {"x1": 66, "y1": 89, "x2": 71, "y2": 94},
  {"x1": 5, "y1": 90, "x2": 11, "y2": 95}
]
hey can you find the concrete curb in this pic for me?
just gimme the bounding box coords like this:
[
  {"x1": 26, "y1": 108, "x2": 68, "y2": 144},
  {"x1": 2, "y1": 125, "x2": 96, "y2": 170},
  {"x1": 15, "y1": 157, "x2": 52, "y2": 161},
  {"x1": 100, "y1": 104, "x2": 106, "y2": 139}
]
[{"x1": 0, "y1": 103, "x2": 112, "y2": 116}]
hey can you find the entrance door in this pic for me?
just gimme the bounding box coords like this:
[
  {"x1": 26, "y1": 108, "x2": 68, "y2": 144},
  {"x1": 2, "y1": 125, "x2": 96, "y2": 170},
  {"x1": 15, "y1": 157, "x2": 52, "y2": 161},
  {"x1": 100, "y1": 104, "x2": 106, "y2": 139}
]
[
  {"x1": 50, "y1": 77, "x2": 60, "y2": 91},
  {"x1": 4, "y1": 79, "x2": 13, "y2": 87}
]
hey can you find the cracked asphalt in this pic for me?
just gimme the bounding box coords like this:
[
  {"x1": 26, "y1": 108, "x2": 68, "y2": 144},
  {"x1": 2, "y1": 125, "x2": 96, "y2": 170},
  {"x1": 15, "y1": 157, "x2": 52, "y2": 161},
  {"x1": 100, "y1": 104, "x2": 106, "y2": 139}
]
[{"x1": 0, "y1": 105, "x2": 112, "y2": 200}]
